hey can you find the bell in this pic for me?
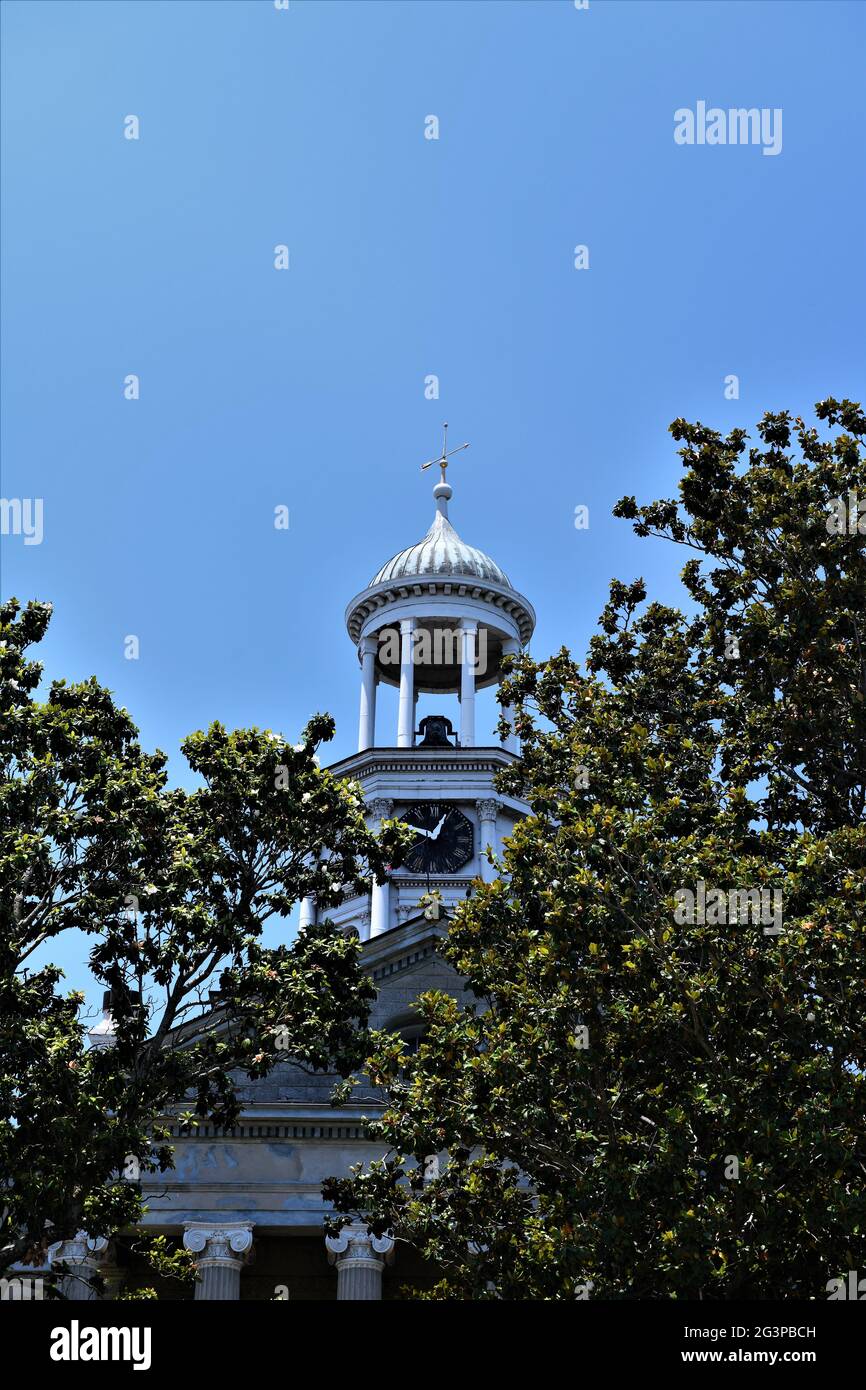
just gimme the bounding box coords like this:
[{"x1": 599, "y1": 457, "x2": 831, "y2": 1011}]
[{"x1": 416, "y1": 715, "x2": 455, "y2": 749}]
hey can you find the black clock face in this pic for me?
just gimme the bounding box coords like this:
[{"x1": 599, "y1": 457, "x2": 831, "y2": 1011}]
[{"x1": 399, "y1": 802, "x2": 474, "y2": 875}]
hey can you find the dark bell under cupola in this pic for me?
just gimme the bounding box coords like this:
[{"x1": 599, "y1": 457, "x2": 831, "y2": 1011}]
[{"x1": 415, "y1": 714, "x2": 456, "y2": 748}]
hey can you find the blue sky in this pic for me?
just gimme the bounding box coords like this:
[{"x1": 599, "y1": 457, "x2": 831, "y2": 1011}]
[{"x1": 2, "y1": 0, "x2": 864, "y2": 1000}]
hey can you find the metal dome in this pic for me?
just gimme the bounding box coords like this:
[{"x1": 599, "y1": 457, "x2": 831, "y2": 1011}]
[{"x1": 370, "y1": 510, "x2": 512, "y2": 588}]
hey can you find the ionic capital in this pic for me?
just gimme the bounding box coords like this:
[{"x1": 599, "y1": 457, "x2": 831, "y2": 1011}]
[
  {"x1": 48, "y1": 1232, "x2": 110, "y2": 1268},
  {"x1": 325, "y1": 1224, "x2": 395, "y2": 1268},
  {"x1": 183, "y1": 1222, "x2": 254, "y2": 1270}
]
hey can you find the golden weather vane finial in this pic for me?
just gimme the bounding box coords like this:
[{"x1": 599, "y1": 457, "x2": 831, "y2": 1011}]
[{"x1": 420, "y1": 422, "x2": 469, "y2": 484}]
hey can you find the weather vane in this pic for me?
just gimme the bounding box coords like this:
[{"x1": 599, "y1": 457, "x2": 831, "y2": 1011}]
[{"x1": 420, "y1": 422, "x2": 469, "y2": 484}]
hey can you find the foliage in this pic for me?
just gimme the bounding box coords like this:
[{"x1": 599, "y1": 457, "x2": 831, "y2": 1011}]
[
  {"x1": 325, "y1": 398, "x2": 866, "y2": 1299},
  {"x1": 1, "y1": 598, "x2": 403, "y2": 1274},
  {"x1": 114, "y1": 1234, "x2": 197, "y2": 1300}
]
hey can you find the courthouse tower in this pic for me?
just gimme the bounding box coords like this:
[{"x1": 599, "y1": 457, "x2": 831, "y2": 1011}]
[{"x1": 310, "y1": 430, "x2": 535, "y2": 939}]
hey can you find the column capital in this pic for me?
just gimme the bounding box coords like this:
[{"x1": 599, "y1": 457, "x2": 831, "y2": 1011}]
[
  {"x1": 459, "y1": 616, "x2": 478, "y2": 633},
  {"x1": 48, "y1": 1232, "x2": 113, "y2": 1300},
  {"x1": 359, "y1": 634, "x2": 378, "y2": 658},
  {"x1": 48, "y1": 1232, "x2": 110, "y2": 1266},
  {"x1": 476, "y1": 798, "x2": 500, "y2": 822},
  {"x1": 501, "y1": 636, "x2": 521, "y2": 654},
  {"x1": 47, "y1": 1234, "x2": 109, "y2": 1267},
  {"x1": 399, "y1": 616, "x2": 415, "y2": 634},
  {"x1": 183, "y1": 1222, "x2": 254, "y2": 1269},
  {"x1": 325, "y1": 1224, "x2": 395, "y2": 1266},
  {"x1": 367, "y1": 797, "x2": 394, "y2": 821}
]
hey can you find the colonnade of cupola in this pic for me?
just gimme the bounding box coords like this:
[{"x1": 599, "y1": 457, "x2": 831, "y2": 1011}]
[
  {"x1": 354, "y1": 615, "x2": 522, "y2": 752},
  {"x1": 344, "y1": 464, "x2": 535, "y2": 754}
]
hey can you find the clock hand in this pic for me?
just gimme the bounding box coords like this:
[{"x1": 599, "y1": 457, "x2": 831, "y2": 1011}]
[
  {"x1": 430, "y1": 814, "x2": 447, "y2": 841},
  {"x1": 404, "y1": 822, "x2": 434, "y2": 839}
]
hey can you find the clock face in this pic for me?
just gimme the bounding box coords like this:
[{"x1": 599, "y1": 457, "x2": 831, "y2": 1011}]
[{"x1": 399, "y1": 802, "x2": 474, "y2": 875}]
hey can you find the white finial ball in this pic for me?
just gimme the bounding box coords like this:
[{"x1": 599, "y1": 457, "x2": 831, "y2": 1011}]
[{"x1": 433, "y1": 481, "x2": 453, "y2": 501}]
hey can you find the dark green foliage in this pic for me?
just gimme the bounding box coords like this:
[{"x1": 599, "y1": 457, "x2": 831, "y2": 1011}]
[
  {"x1": 1, "y1": 598, "x2": 402, "y2": 1274},
  {"x1": 325, "y1": 399, "x2": 866, "y2": 1299}
]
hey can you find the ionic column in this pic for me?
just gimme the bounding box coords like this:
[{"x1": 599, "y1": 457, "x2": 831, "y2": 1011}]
[
  {"x1": 476, "y1": 799, "x2": 499, "y2": 883},
  {"x1": 500, "y1": 638, "x2": 521, "y2": 754},
  {"x1": 368, "y1": 799, "x2": 394, "y2": 938},
  {"x1": 460, "y1": 619, "x2": 477, "y2": 748},
  {"x1": 397, "y1": 618, "x2": 415, "y2": 748},
  {"x1": 299, "y1": 895, "x2": 317, "y2": 929},
  {"x1": 183, "y1": 1223, "x2": 253, "y2": 1300},
  {"x1": 47, "y1": 1233, "x2": 111, "y2": 1300},
  {"x1": 358, "y1": 635, "x2": 378, "y2": 751},
  {"x1": 326, "y1": 1225, "x2": 394, "y2": 1300}
]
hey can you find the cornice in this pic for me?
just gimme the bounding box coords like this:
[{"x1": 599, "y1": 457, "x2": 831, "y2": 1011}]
[
  {"x1": 327, "y1": 744, "x2": 519, "y2": 780},
  {"x1": 153, "y1": 1103, "x2": 385, "y2": 1143},
  {"x1": 345, "y1": 575, "x2": 535, "y2": 645},
  {"x1": 160, "y1": 1119, "x2": 376, "y2": 1142}
]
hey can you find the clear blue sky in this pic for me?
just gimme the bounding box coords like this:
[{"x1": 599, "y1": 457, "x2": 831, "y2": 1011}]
[{"x1": 2, "y1": 0, "x2": 864, "y2": 999}]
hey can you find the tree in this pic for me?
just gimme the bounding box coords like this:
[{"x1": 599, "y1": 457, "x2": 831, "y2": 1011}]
[
  {"x1": 1, "y1": 598, "x2": 403, "y2": 1277},
  {"x1": 324, "y1": 398, "x2": 866, "y2": 1299}
]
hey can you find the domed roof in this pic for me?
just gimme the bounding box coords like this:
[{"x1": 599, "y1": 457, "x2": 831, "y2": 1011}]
[
  {"x1": 346, "y1": 466, "x2": 535, "y2": 649},
  {"x1": 370, "y1": 510, "x2": 512, "y2": 589}
]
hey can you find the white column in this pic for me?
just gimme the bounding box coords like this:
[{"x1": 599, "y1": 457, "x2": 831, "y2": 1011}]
[
  {"x1": 357, "y1": 635, "x2": 377, "y2": 752},
  {"x1": 48, "y1": 1233, "x2": 111, "y2": 1300},
  {"x1": 476, "y1": 799, "x2": 499, "y2": 883},
  {"x1": 299, "y1": 845, "x2": 322, "y2": 929},
  {"x1": 500, "y1": 637, "x2": 521, "y2": 754},
  {"x1": 326, "y1": 1225, "x2": 394, "y2": 1300},
  {"x1": 460, "y1": 619, "x2": 477, "y2": 748},
  {"x1": 183, "y1": 1223, "x2": 253, "y2": 1301},
  {"x1": 368, "y1": 798, "x2": 393, "y2": 937},
  {"x1": 371, "y1": 877, "x2": 390, "y2": 938},
  {"x1": 397, "y1": 618, "x2": 415, "y2": 748}
]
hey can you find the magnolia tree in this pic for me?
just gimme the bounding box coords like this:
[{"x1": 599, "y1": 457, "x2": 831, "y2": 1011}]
[
  {"x1": 325, "y1": 398, "x2": 866, "y2": 1299},
  {"x1": 1, "y1": 599, "x2": 404, "y2": 1276}
]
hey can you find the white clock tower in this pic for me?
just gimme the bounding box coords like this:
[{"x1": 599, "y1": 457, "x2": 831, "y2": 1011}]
[{"x1": 308, "y1": 431, "x2": 535, "y2": 940}]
